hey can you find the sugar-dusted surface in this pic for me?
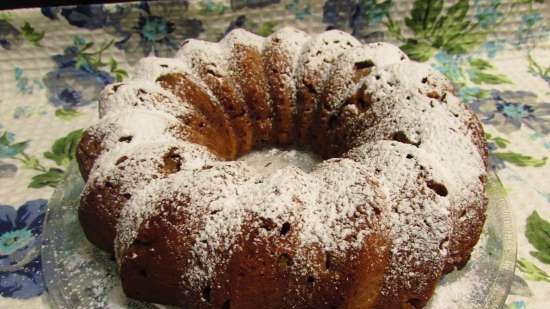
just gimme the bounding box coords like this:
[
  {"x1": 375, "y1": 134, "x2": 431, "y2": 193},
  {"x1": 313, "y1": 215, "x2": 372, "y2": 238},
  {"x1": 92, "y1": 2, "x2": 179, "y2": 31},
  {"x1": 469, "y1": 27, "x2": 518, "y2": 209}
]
[
  {"x1": 322, "y1": 43, "x2": 409, "y2": 111},
  {"x1": 77, "y1": 27, "x2": 488, "y2": 309}
]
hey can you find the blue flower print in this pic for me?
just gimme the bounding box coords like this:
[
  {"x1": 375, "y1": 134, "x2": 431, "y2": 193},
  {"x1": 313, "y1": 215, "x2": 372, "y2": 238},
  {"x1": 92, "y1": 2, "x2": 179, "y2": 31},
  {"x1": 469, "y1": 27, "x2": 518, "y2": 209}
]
[
  {"x1": 0, "y1": 256, "x2": 44, "y2": 299},
  {"x1": 323, "y1": 0, "x2": 392, "y2": 40},
  {"x1": 0, "y1": 200, "x2": 47, "y2": 270},
  {"x1": 432, "y1": 52, "x2": 464, "y2": 85},
  {"x1": 41, "y1": 5, "x2": 116, "y2": 30},
  {"x1": 43, "y1": 67, "x2": 113, "y2": 108},
  {"x1": 474, "y1": 0, "x2": 503, "y2": 29},
  {"x1": 0, "y1": 200, "x2": 47, "y2": 298},
  {"x1": 483, "y1": 40, "x2": 504, "y2": 59},
  {"x1": 107, "y1": 1, "x2": 203, "y2": 64},
  {"x1": 471, "y1": 90, "x2": 550, "y2": 134},
  {"x1": 43, "y1": 45, "x2": 114, "y2": 108}
]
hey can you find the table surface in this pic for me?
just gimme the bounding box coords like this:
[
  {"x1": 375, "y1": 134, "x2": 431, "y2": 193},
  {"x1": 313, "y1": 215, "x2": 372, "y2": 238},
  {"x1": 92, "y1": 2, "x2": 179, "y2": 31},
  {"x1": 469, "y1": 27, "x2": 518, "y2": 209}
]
[{"x1": 0, "y1": 1, "x2": 548, "y2": 309}]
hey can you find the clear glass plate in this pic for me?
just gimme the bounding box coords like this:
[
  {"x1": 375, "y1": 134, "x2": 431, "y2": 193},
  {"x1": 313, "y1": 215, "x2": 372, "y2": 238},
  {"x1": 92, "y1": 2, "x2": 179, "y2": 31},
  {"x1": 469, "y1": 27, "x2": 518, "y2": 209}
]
[{"x1": 41, "y1": 161, "x2": 516, "y2": 309}]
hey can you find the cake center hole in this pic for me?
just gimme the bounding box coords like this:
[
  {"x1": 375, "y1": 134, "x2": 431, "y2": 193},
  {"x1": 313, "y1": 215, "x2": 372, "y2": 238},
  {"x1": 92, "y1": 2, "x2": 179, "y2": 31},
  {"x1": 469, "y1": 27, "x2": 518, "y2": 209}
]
[{"x1": 238, "y1": 148, "x2": 321, "y2": 176}]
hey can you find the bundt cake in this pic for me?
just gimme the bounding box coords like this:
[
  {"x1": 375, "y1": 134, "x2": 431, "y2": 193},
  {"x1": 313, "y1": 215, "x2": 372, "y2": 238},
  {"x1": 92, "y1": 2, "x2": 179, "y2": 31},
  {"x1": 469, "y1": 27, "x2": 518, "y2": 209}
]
[{"x1": 76, "y1": 27, "x2": 488, "y2": 309}]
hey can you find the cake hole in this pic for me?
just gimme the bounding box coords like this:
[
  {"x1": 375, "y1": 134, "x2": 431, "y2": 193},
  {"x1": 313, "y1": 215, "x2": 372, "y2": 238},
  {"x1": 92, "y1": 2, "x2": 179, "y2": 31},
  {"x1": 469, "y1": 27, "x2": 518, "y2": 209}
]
[
  {"x1": 202, "y1": 286, "x2": 211, "y2": 302},
  {"x1": 278, "y1": 254, "x2": 294, "y2": 267},
  {"x1": 333, "y1": 40, "x2": 340, "y2": 44},
  {"x1": 357, "y1": 93, "x2": 373, "y2": 111},
  {"x1": 116, "y1": 156, "x2": 128, "y2": 165},
  {"x1": 316, "y1": 50, "x2": 322, "y2": 56},
  {"x1": 372, "y1": 206, "x2": 382, "y2": 216},
  {"x1": 221, "y1": 300, "x2": 231, "y2": 309},
  {"x1": 459, "y1": 209, "x2": 467, "y2": 218},
  {"x1": 427, "y1": 91, "x2": 440, "y2": 99},
  {"x1": 406, "y1": 96, "x2": 411, "y2": 100},
  {"x1": 439, "y1": 237, "x2": 449, "y2": 250},
  {"x1": 139, "y1": 269, "x2": 148, "y2": 278},
  {"x1": 421, "y1": 77, "x2": 428, "y2": 84},
  {"x1": 406, "y1": 154, "x2": 414, "y2": 159},
  {"x1": 160, "y1": 64, "x2": 168, "y2": 68},
  {"x1": 112, "y1": 84, "x2": 122, "y2": 92},
  {"x1": 273, "y1": 38, "x2": 281, "y2": 43},
  {"x1": 375, "y1": 168, "x2": 382, "y2": 174},
  {"x1": 122, "y1": 193, "x2": 132, "y2": 200},
  {"x1": 202, "y1": 164, "x2": 213, "y2": 170},
  {"x1": 137, "y1": 89, "x2": 147, "y2": 95},
  {"x1": 328, "y1": 113, "x2": 339, "y2": 129},
  {"x1": 426, "y1": 180, "x2": 448, "y2": 197},
  {"x1": 423, "y1": 218, "x2": 431, "y2": 228},
  {"x1": 324, "y1": 252, "x2": 332, "y2": 270},
  {"x1": 133, "y1": 238, "x2": 152, "y2": 247},
  {"x1": 408, "y1": 298, "x2": 423, "y2": 309},
  {"x1": 206, "y1": 68, "x2": 222, "y2": 78},
  {"x1": 354, "y1": 60, "x2": 374, "y2": 70},
  {"x1": 346, "y1": 41, "x2": 354, "y2": 47},
  {"x1": 307, "y1": 276, "x2": 315, "y2": 283},
  {"x1": 163, "y1": 150, "x2": 183, "y2": 173},
  {"x1": 375, "y1": 75, "x2": 381, "y2": 80},
  {"x1": 280, "y1": 222, "x2": 291, "y2": 236},
  {"x1": 105, "y1": 181, "x2": 114, "y2": 189},
  {"x1": 260, "y1": 217, "x2": 276, "y2": 231},
  {"x1": 305, "y1": 81, "x2": 317, "y2": 94},
  {"x1": 479, "y1": 174, "x2": 487, "y2": 183},
  {"x1": 390, "y1": 131, "x2": 420, "y2": 146},
  {"x1": 119, "y1": 136, "x2": 133, "y2": 143},
  {"x1": 400, "y1": 55, "x2": 406, "y2": 61}
]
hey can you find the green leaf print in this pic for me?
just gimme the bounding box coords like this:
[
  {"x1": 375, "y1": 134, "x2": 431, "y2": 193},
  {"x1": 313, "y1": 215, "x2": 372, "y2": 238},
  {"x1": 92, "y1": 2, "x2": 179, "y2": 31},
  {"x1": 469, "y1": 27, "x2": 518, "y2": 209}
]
[
  {"x1": 387, "y1": 0, "x2": 499, "y2": 61},
  {"x1": 405, "y1": 0, "x2": 444, "y2": 36},
  {"x1": 256, "y1": 21, "x2": 277, "y2": 37},
  {"x1": 485, "y1": 133, "x2": 510, "y2": 148},
  {"x1": 29, "y1": 168, "x2": 65, "y2": 188},
  {"x1": 400, "y1": 40, "x2": 436, "y2": 62},
  {"x1": 55, "y1": 108, "x2": 83, "y2": 120},
  {"x1": 518, "y1": 258, "x2": 550, "y2": 282},
  {"x1": 469, "y1": 69, "x2": 512, "y2": 85},
  {"x1": 20, "y1": 21, "x2": 44, "y2": 45},
  {"x1": 43, "y1": 129, "x2": 84, "y2": 167},
  {"x1": 109, "y1": 58, "x2": 128, "y2": 82},
  {"x1": 492, "y1": 152, "x2": 547, "y2": 167},
  {"x1": 0, "y1": 132, "x2": 29, "y2": 159},
  {"x1": 526, "y1": 211, "x2": 550, "y2": 264},
  {"x1": 467, "y1": 58, "x2": 512, "y2": 85}
]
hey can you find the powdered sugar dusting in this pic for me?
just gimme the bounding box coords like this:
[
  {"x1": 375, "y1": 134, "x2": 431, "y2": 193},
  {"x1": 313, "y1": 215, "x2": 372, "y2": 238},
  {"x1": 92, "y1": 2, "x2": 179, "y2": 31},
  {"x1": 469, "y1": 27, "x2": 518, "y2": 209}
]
[
  {"x1": 296, "y1": 30, "x2": 360, "y2": 91},
  {"x1": 323, "y1": 43, "x2": 408, "y2": 111},
  {"x1": 78, "y1": 27, "x2": 488, "y2": 307},
  {"x1": 131, "y1": 57, "x2": 192, "y2": 81},
  {"x1": 221, "y1": 28, "x2": 264, "y2": 50},
  {"x1": 90, "y1": 107, "x2": 183, "y2": 151},
  {"x1": 98, "y1": 80, "x2": 192, "y2": 119},
  {"x1": 176, "y1": 39, "x2": 230, "y2": 78},
  {"x1": 114, "y1": 149, "x2": 387, "y2": 287}
]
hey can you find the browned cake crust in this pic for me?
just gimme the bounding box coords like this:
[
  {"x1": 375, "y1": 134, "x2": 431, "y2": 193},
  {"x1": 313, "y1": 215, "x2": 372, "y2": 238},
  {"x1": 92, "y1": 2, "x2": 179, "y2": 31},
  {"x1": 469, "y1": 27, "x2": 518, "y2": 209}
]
[
  {"x1": 156, "y1": 73, "x2": 238, "y2": 160},
  {"x1": 294, "y1": 31, "x2": 360, "y2": 146},
  {"x1": 263, "y1": 28, "x2": 309, "y2": 146},
  {"x1": 224, "y1": 30, "x2": 274, "y2": 148},
  {"x1": 117, "y1": 162, "x2": 392, "y2": 309},
  {"x1": 77, "y1": 28, "x2": 489, "y2": 309},
  {"x1": 179, "y1": 39, "x2": 254, "y2": 156}
]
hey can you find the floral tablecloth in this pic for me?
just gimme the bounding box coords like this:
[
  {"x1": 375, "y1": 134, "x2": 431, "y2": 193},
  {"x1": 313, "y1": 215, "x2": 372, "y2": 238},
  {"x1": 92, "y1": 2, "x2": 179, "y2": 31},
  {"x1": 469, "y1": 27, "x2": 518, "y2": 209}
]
[{"x1": 0, "y1": 1, "x2": 548, "y2": 308}]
